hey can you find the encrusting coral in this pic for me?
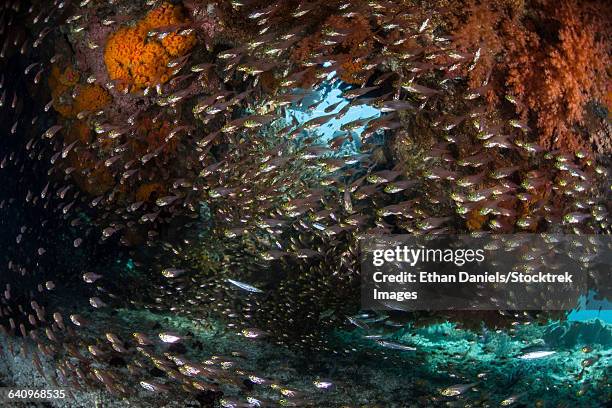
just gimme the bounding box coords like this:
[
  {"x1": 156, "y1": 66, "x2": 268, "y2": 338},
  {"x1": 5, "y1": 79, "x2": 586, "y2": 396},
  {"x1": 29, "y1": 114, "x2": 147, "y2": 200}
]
[
  {"x1": 44, "y1": 3, "x2": 197, "y2": 205},
  {"x1": 104, "y1": 2, "x2": 197, "y2": 91},
  {"x1": 292, "y1": 14, "x2": 374, "y2": 85},
  {"x1": 65, "y1": 121, "x2": 92, "y2": 145},
  {"x1": 48, "y1": 65, "x2": 112, "y2": 119},
  {"x1": 68, "y1": 150, "x2": 115, "y2": 196},
  {"x1": 47, "y1": 64, "x2": 115, "y2": 196},
  {"x1": 135, "y1": 182, "x2": 166, "y2": 203},
  {"x1": 74, "y1": 85, "x2": 112, "y2": 116},
  {"x1": 137, "y1": 116, "x2": 179, "y2": 153}
]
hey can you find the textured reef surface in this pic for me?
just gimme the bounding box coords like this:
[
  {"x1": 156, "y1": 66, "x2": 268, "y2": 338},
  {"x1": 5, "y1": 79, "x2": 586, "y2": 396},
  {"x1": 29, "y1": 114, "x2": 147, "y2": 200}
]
[{"x1": 0, "y1": 0, "x2": 610, "y2": 406}]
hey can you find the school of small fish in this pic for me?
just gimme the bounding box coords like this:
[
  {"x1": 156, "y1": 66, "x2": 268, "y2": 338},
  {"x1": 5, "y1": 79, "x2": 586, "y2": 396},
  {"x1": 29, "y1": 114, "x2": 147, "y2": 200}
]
[{"x1": 0, "y1": 0, "x2": 609, "y2": 406}]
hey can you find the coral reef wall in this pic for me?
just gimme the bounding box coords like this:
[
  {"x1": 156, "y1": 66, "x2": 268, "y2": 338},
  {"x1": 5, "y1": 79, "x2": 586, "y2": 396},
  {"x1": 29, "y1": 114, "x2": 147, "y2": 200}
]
[{"x1": 0, "y1": 0, "x2": 609, "y2": 406}]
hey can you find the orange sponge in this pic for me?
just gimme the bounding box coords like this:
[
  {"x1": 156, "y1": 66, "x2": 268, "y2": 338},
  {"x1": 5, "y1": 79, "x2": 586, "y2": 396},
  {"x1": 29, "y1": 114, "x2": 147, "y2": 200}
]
[
  {"x1": 104, "y1": 2, "x2": 196, "y2": 91},
  {"x1": 48, "y1": 65, "x2": 111, "y2": 118}
]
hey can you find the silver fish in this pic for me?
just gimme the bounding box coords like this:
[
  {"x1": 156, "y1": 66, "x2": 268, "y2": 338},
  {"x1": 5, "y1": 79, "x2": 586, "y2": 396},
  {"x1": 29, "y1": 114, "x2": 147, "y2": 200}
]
[{"x1": 227, "y1": 278, "x2": 263, "y2": 293}]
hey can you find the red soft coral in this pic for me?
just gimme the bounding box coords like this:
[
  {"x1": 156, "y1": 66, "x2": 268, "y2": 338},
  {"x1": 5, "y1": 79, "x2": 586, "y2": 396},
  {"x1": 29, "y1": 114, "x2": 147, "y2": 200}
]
[{"x1": 451, "y1": 0, "x2": 611, "y2": 154}]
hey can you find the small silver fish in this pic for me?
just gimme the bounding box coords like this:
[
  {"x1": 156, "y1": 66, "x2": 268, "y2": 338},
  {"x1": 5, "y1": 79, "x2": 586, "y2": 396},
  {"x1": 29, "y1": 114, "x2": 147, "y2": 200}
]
[
  {"x1": 70, "y1": 314, "x2": 88, "y2": 326},
  {"x1": 82, "y1": 272, "x2": 102, "y2": 283},
  {"x1": 159, "y1": 332, "x2": 183, "y2": 343},
  {"x1": 227, "y1": 278, "x2": 263, "y2": 293},
  {"x1": 89, "y1": 297, "x2": 107, "y2": 308},
  {"x1": 241, "y1": 328, "x2": 267, "y2": 338},
  {"x1": 140, "y1": 380, "x2": 170, "y2": 393},
  {"x1": 156, "y1": 195, "x2": 180, "y2": 207},
  {"x1": 43, "y1": 124, "x2": 63, "y2": 138},
  {"x1": 501, "y1": 393, "x2": 526, "y2": 406},
  {"x1": 161, "y1": 268, "x2": 185, "y2": 278},
  {"x1": 375, "y1": 340, "x2": 416, "y2": 352},
  {"x1": 313, "y1": 380, "x2": 334, "y2": 389},
  {"x1": 518, "y1": 350, "x2": 556, "y2": 360},
  {"x1": 440, "y1": 382, "x2": 479, "y2": 397}
]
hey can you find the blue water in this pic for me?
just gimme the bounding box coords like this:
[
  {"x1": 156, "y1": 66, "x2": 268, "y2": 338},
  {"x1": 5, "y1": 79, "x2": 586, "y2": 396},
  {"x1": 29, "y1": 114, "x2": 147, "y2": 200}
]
[
  {"x1": 568, "y1": 310, "x2": 612, "y2": 323},
  {"x1": 568, "y1": 292, "x2": 612, "y2": 323},
  {"x1": 283, "y1": 69, "x2": 381, "y2": 150}
]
